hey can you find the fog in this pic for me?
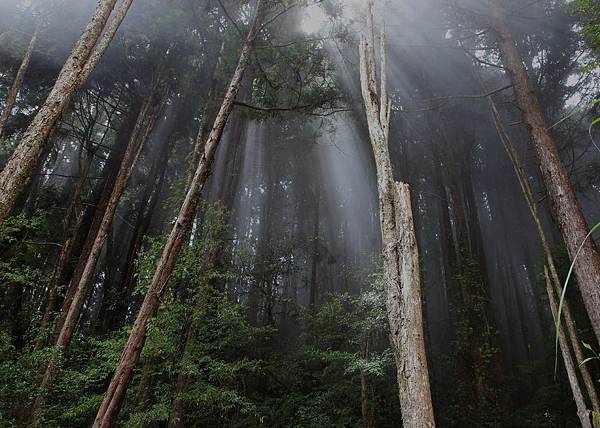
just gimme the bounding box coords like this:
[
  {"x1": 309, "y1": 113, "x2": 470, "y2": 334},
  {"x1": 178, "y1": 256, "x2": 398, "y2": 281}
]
[{"x1": 0, "y1": 0, "x2": 599, "y2": 425}]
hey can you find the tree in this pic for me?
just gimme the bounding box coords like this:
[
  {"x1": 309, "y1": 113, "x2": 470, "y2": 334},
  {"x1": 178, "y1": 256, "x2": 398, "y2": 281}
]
[
  {"x1": 91, "y1": 3, "x2": 266, "y2": 426},
  {"x1": 0, "y1": 0, "x2": 134, "y2": 223},
  {"x1": 490, "y1": 1, "x2": 600, "y2": 343},
  {"x1": 358, "y1": 2, "x2": 435, "y2": 427},
  {"x1": 0, "y1": 22, "x2": 38, "y2": 139},
  {"x1": 484, "y1": 80, "x2": 599, "y2": 422},
  {"x1": 29, "y1": 81, "x2": 164, "y2": 426}
]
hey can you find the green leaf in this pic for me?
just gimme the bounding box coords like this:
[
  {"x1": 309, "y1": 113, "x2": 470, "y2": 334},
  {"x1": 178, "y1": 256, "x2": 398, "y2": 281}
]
[
  {"x1": 593, "y1": 411, "x2": 600, "y2": 428},
  {"x1": 579, "y1": 357, "x2": 596, "y2": 366},
  {"x1": 583, "y1": 341, "x2": 594, "y2": 352},
  {"x1": 549, "y1": 99, "x2": 600, "y2": 129}
]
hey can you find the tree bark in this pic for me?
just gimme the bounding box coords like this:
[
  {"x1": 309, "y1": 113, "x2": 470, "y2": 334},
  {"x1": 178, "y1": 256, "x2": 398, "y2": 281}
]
[
  {"x1": 0, "y1": 0, "x2": 133, "y2": 223},
  {"x1": 359, "y1": 3, "x2": 435, "y2": 427},
  {"x1": 29, "y1": 93, "x2": 158, "y2": 426},
  {"x1": 102, "y1": 135, "x2": 171, "y2": 332},
  {"x1": 0, "y1": 26, "x2": 38, "y2": 139},
  {"x1": 91, "y1": 5, "x2": 264, "y2": 426},
  {"x1": 492, "y1": 4, "x2": 600, "y2": 343},
  {"x1": 55, "y1": 94, "x2": 158, "y2": 348},
  {"x1": 486, "y1": 86, "x2": 600, "y2": 412},
  {"x1": 34, "y1": 146, "x2": 93, "y2": 351},
  {"x1": 544, "y1": 267, "x2": 593, "y2": 428}
]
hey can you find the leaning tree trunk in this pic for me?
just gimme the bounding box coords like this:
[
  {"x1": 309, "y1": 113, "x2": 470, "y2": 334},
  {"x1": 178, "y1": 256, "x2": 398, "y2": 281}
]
[
  {"x1": 34, "y1": 146, "x2": 93, "y2": 351},
  {"x1": 92, "y1": 5, "x2": 264, "y2": 427},
  {"x1": 492, "y1": 4, "x2": 600, "y2": 343},
  {"x1": 0, "y1": 0, "x2": 134, "y2": 223},
  {"x1": 544, "y1": 267, "x2": 593, "y2": 428},
  {"x1": 59, "y1": 100, "x2": 141, "y2": 327},
  {"x1": 485, "y1": 87, "x2": 600, "y2": 413},
  {"x1": 55, "y1": 93, "x2": 158, "y2": 349},
  {"x1": 29, "y1": 93, "x2": 158, "y2": 426},
  {"x1": 102, "y1": 135, "x2": 171, "y2": 333},
  {"x1": 168, "y1": 53, "x2": 227, "y2": 428},
  {"x1": 0, "y1": 25, "x2": 38, "y2": 139},
  {"x1": 359, "y1": 2, "x2": 435, "y2": 427}
]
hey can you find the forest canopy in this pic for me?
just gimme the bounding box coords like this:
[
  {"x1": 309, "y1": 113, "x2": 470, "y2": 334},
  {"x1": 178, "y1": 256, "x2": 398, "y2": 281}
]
[{"x1": 0, "y1": 0, "x2": 599, "y2": 426}]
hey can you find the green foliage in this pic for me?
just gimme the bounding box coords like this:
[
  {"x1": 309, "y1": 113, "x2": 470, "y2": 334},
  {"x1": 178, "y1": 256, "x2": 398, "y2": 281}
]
[
  {"x1": 579, "y1": 341, "x2": 600, "y2": 367},
  {"x1": 554, "y1": 222, "x2": 600, "y2": 375},
  {"x1": 250, "y1": 39, "x2": 342, "y2": 119},
  {"x1": 570, "y1": 0, "x2": 600, "y2": 51},
  {"x1": 0, "y1": 212, "x2": 52, "y2": 343},
  {"x1": 507, "y1": 342, "x2": 580, "y2": 428},
  {"x1": 243, "y1": 278, "x2": 400, "y2": 428}
]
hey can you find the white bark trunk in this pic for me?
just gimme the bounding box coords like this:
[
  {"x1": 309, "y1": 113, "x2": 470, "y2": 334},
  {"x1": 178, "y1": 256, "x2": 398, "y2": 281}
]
[{"x1": 359, "y1": 2, "x2": 435, "y2": 427}]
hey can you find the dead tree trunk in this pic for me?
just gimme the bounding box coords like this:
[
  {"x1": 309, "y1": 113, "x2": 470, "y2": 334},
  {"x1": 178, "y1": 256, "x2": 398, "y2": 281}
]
[
  {"x1": 0, "y1": 0, "x2": 134, "y2": 223},
  {"x1": 0, "y1": 25, "x2": 38, "y2": 139},
  {"x1": 91, "y1": 5, "x2": 264, "y2": 426},
  {"x1": 359, "y1": 2, "x2": 435, "y2": 427},
  {"x1": 492, "y1": 4, "x2": 600, "y2": 343}
]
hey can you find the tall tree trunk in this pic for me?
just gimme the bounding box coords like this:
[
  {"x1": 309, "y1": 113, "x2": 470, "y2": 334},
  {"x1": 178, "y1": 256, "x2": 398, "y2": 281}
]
[
  {"x1": 486, "y1": 89, "x2": 600, "y2": 412},
  {"x1": 0, "y1": 25, "x2": 38, "y2": 139},
  {"x1": 492, "y1": 4, "x2": 600, "y2": 342},
  {"x1": 29, "y1": 93, "x2": 158, "y2": 426},
  {"x1": 92, "y1": 5, "x2": 264, "y2": 426},
  {"x1": 101, "y1": 132, "x2": 172, "y2": 333},
  {"x1": 60, "y1": 100, "x2": 141, "y2": 325},
  {"x1": 359, "y1": 3, "x2": 435, "y2": 427},
  {"x1": 0, "y1": 0, "x2": 134, "y2": 223},
  {"x1": 168, "y1": 52, "x2": 231, "y2": 428},
  {"x1": 167, "y1": 329, "x2": 195, "y2": 428},
  {"x1": 56, "y1": 94, "x2": 159, "y2": 347}
]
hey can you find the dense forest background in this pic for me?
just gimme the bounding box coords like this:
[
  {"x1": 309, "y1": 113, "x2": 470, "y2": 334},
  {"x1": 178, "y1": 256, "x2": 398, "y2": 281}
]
[{"x1": 0, "y1": 0, "x2": 599, "y2": 426}]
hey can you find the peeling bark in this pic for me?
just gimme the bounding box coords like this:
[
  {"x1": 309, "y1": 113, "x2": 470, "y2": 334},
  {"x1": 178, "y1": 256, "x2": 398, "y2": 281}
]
[{"x1": 359, "y1": 2, "x2": 435, "y2": 427}]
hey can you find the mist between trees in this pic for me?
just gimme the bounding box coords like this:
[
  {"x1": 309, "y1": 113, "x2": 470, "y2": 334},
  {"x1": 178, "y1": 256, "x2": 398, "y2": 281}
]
[{"x1": 0, "y1": 0, "x2": 599, "y2": 427}]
